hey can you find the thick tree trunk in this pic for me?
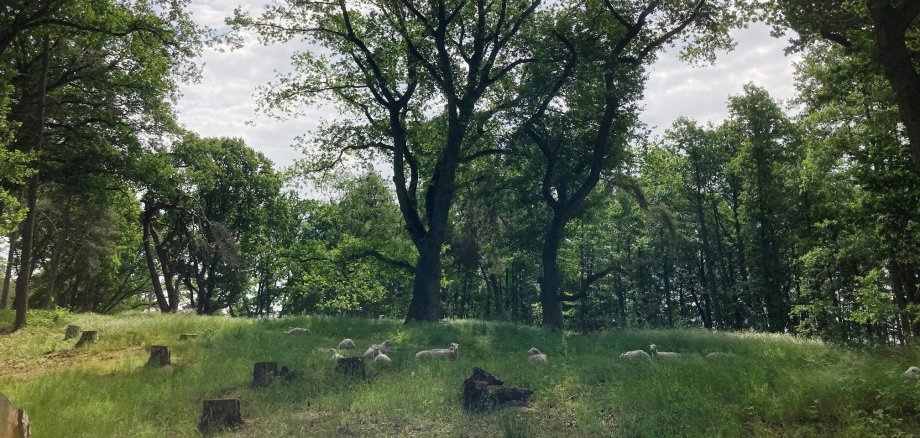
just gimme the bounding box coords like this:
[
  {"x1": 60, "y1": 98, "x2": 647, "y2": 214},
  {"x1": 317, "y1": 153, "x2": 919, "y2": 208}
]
[
  {"x1": 539, "y1": 215, "x2": 566, "y2": 331},
  {"x1": 41, "y1": 208, "x2": 70, "y2": 309},
  {"x1": 405, "y1": 236, "x2": 444, "y2": 322},
  {"x1": 867, "y1": 1, "x2": 920, "y2": 171},
  {"x1": 1, "y1": 233, "x2": 15, "y2": 309}
]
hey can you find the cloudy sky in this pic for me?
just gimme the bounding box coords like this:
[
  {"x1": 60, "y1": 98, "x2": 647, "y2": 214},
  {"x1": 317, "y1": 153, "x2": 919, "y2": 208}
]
[{"x1": 176, "y1": 1, "x2": 801, "y2": 169}]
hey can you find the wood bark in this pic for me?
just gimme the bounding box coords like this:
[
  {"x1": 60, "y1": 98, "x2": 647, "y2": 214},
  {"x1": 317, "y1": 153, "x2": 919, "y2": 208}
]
[
  {"x1": 146, "y1": 346, "x2": 171, "y2": 367},
  {"x1": 198, "y1": 399, "x2": 242, "y2": 432},
  {"x1": 0, "y1": 233, "x2": 15, "y2": 309},
  {"x1": 13, "y1": 37, "x2": 50, "y2": 331}
]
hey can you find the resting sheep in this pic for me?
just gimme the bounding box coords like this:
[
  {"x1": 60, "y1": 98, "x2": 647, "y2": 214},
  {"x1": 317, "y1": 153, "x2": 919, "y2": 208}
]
[
  {"x1": 416, "y1": 342, "x2": 459, "y2": 360},
  {"x1": 527, "y1": 347, "x2": 548, "y2": 365},
  {"x1": 338, "y1": 338, "x2": 356, "y2": 349},
  {"x1": 905, "y1": 366, "x2": 920, "y2": 378},
  {"x1": 620, "y1": 349, "x2": 651, "y2": 360},
  {"x1": 329, "y1": 348, "x2": 344, "y2": 360},
  {"x1": 364, "y1": 340, "x2": 393, "y2": 357},
  {"x1": 373, "y1": 351, "x2": 392, "y2": 364},
  {"x1": 649, "y1": 344, "x2": 681, "y2": 360},
  {"x1": 286, "y1": 327, "x2": 310, "y2": 335}
]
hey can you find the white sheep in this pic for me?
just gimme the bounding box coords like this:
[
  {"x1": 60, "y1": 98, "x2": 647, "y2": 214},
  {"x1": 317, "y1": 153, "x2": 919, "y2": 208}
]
[
  {"x1": 364, "y1": 340, "x2": 393, "y2": 357},
  {"x1": 649, "y1": 344, "x2": 681, "y2": 360},
  {"x1": 527, "y1": 347, "x2": 548, "y2": 364},
  {"x1": 286, "y1": 327, "x2": 310, "y2": 335},
  {"x1": 620, "y1": 349, "x2": 651, "y2": 360},
  {"x1": 338, "y1": 338, "x2": 356, "y2": 349},
  {"x1": 905, "y1": 366, "x2": 920, "y2": 378},
  {"x1": 415, "y1": 342, "x2": 459, "y2": 360},
  {"x1": 329, "y1": 348, "x2": 344, "y2": 360},
  {"x1": 373, "y1": 352, "x2": 392, "y2": 364}
]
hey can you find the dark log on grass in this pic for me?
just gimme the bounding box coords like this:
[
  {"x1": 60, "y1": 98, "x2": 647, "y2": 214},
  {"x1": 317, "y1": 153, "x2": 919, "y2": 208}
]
[
  {"x1": 74, "y1": 331, "x2": 98, "y2": 348},
  {"x1": 0, "y1": 392, "x2": 31, "y2": 438},
  {"x1": 336, "y1": 356, "x2": 366, "y2": 378},
  {"x1": 462, "y1": 368, "x2": 532, "y2": 412},
  {"x1": 146, "y1": 346, "x2": 171, "y2": 367},
  {"x1": 252, "y1": 362, "x2": 278, "y2": 387},
  {"x1": 198, "y1": 399, "x2": 242, "y2": 432},
  {"x1": 64, "y1": 325, "x2": 80, "y2": 340},
  {"x1": 179, "y1": 333, "x2": 198, "y2": 341}
]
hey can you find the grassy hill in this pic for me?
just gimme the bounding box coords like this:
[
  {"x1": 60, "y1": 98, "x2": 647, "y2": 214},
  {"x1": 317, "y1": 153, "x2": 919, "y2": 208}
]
[{"x1": 1, "y1": 309, "x2": 918, "y2": 437}]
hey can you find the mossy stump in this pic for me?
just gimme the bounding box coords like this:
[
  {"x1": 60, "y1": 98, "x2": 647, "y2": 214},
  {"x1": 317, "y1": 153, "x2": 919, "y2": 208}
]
[
  {"x1": 336, "y1": 357, "x2": 366, "y2": 378},
  {"x1": 74, "y1": 331, "x2": 99, "y2": 348},
  {"x1": 64, "y1": 325, "x2": 80, "y2": 340},
  {"x1": 198, "y1": 399, "x2": 242, "y2": 432},
  {"x1": 146, "y1": 346, "x2": 171, "y2": 367},
  {"x1": 462, "y1": 368, "x2": 533, "y2": 412}
]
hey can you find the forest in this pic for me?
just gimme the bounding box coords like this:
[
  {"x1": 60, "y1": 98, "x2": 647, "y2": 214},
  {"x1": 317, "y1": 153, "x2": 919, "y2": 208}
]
[{"x1": 1, "y1": 0, "x2": 919, "y2": 348}]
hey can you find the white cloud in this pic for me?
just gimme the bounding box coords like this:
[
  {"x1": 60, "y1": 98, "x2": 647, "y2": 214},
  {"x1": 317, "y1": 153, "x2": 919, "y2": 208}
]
[{"x1": 177, "y1": 3, "x2": 799, "y2": 169}]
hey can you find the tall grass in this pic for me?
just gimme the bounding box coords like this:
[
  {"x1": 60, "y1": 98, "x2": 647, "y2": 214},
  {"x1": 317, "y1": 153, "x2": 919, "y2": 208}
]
[{"x1": 1, "y1": 309, "x2": 918, "y2": 437}]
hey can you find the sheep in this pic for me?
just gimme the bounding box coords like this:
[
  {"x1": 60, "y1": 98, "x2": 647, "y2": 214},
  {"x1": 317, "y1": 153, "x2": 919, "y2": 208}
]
[
  {"x1": 620, "y1": 349, "x2": 651, "y2": 360},
  {"x1": 905, "y1": 366, "x2": 920, "y2": 378},
  {"x1": 373, "y1": 352, "x2": 392, "y2": 364},
  {"x1": 338, "y1": 338, "x2": 356, "y2": 349},
  {"x1": 364, "y1": 340, "x2": 393, "y2": 357},
  {"x1": 286, "y1": 327, "x2": 310, "y2": 335},
  {"x1": 705, "y1": 352, "x2": 736, "y2": 359},
  {"x1": 329, "y1": 348, "x2": 344, "y2": 360},
  {"x1": 526, "y1": 347, "x2": 548, "y2": 364},
  {"x1": 649, "y1": 344, "x2": 681, "y2": 360},
  {"x1": 415, "y1": 343, "x2": 459, "y2": 360}
]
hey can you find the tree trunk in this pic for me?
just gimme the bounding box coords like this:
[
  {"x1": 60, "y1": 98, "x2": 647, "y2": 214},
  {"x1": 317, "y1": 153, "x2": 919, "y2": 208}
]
[
  {"x1": 867, "y1": 1, "x2": 920, "y2": 172},
  {"x1": 405, "y1": 236, "x2": 445, "y2": 322},
  {"x1": 1, "y1": 233, "x2": 15, "y2": 309},
  {"x1": 41, "y1": 198, "x2": 71, "y2": 309},
  {"x1": 539, "y1": 214, "x2": 566, "y2": 331},
  {"x1": 141, "y1": 218, "x2": 170, "y2": 312}
]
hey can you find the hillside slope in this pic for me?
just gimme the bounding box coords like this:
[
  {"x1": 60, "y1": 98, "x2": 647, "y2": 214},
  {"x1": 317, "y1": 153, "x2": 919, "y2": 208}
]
[{"x1": 1, "y1": 310, "x2": 918, "y2": 437}]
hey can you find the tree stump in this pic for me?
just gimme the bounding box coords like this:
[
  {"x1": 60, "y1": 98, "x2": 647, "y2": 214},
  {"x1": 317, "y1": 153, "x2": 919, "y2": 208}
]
[
  {"x1": 179, "y1": 333, "x2": 198, "y2": 341},
  {"x1": 74, "y1": 331, "x2": 99, "y2": 348},
  {"x1": 336, "y1": 357, "x2": 366, "y2": 377},
  {"x1": 1, "y1": 392, "x2": 31, "y2": 438},
  {"x1": 198, "y1": 399, "x2": 242, "y2": 432},
  {"x1": 252, "y1": 362, "x2": 278, "y2": 388},
  {"x1": 64, "y1": 325, "x2": 80, "y2": 340},
  {"x1": 462, "y1": 368, "x2": 532, "y2": 412},
  {"x1": 146, "y1": 346, "x2": 171, "y2": 367}
]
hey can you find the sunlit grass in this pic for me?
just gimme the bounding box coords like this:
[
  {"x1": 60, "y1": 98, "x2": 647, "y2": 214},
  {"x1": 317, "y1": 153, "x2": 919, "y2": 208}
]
[{"x1": 1, "y1": 309, "x2": 918, "y2": 437}]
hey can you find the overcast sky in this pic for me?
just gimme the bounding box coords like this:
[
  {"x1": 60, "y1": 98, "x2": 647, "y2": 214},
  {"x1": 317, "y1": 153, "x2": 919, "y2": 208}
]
[{"x1": 176, "y1": 1, "x2": 801, "y2": 169}]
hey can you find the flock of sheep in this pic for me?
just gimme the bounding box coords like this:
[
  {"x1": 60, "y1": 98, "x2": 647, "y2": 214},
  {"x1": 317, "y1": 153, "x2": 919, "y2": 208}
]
[{"x1": 288, "y1": 327, "x2": 920, "y2": 377}]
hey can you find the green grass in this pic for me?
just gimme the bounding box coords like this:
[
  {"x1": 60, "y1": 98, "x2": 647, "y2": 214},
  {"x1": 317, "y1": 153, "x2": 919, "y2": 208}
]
[{"x1": 1, "y1": 309, "x2": 919, "y2": 437}]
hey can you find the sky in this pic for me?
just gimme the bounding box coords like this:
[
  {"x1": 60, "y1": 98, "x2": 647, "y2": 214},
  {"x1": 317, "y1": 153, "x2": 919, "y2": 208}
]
[{"x1": 175, "y1": 1, "x2": 802, "y2": 169}]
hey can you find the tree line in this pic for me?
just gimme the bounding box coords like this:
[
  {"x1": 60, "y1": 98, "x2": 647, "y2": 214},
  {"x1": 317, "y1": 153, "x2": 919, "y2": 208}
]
[{"x1": 2, "y1": 1, "x2": 918, "y2": 345}]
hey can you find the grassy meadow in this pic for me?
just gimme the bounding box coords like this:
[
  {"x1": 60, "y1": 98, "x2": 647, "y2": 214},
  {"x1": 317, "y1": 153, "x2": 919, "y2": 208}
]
[{"x1": 1, "y1": 309, "x2": 919, "y2": 437}]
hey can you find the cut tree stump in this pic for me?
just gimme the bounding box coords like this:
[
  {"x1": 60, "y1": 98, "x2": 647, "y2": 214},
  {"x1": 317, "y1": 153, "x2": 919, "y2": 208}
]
[
  {"x1": 462, "y1": 368, "x2": 533, "y2": 412},
  {"x1": 1, "y1": 392, "x2": 31, "y2": 438},
  {"x1": 179, "y1": 333, "x2": 198, "y2": 341},
  {"x1": 198, "y1": 399, "x2": 242, "y2": 432},
  {"x1": 252, "y1": 362, "x2": 278, "y2": 387},
  {"x1": 336, "y1": 357, "x2": 366, "y2": 378},
  {"x1": 64, "y1": 325, "x2": 80, "y2": 340},
  {"x1": 74, "y1": 331, "x2": 99, "y2": 348},
  {"x1": 146, "y1": 346, "x2": 171, "y2": 367}
]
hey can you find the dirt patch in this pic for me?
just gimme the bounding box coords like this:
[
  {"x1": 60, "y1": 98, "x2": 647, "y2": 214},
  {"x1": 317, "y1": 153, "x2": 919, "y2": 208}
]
[{"x1": 0, "y1": 346, "x2": 144, "y2": 381}]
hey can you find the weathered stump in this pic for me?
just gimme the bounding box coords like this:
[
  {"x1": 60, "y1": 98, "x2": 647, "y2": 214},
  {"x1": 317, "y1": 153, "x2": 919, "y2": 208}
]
[
  {"x1": 146, "y1": 346, "x2": 171, "y2": 367},
  {"x1": 64, "y1": 325, "x2": 80, "y2": 340},
  {"x1": 336, "y1": 357, "x2": 366, "y2": 377},
  {"x1": 252, "y1": 362, "x2": 278, "y2": 387},
  {"x1": 462, "y1": 368, "x2": 532, "y2": 412},
  {"x1": 179, "y1": 333, "x2": 198, "y2": 341},
  {"x1": 74, "y1": 331, "x2": 99, "y2": 348},
  {"x1": 198, "y1": 399, "x2": 242, "y2": 432},
  {"x1": 0, "y1": 392, "x2": 31, "y2": 438}
]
